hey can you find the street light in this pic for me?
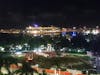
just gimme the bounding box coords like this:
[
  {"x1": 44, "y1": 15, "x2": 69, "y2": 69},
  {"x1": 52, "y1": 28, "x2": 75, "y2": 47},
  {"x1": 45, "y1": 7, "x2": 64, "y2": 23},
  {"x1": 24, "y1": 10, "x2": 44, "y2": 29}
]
[
  {"x1": 54, "y1": 69, "x2": 56, "y2": 75},
  {"x1": 58, "y1": 69, "x2": 61, "y2": 75}
]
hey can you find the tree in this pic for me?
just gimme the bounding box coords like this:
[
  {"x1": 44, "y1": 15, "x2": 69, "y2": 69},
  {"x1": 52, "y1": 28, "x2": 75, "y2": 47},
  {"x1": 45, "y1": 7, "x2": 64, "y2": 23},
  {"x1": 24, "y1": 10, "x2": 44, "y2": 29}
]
[
  {"x1": 71, "y1": 34, "x2": 88, "y2": 48},
  {"x1": 28, "y1": 36, "x2": 47, "y2": 50},
  {"x1": 89, "y1": 35, "x2": 100, "y2": 55},
  {"x1": 53, "y1": 36, "x2": 71, "y2": 51},
  {"x1": 14, "y1": 61, "x2": 38, "y2": 75},
  {"x1": 0, "y1": 52, "x2": 18, "y2": 75}
]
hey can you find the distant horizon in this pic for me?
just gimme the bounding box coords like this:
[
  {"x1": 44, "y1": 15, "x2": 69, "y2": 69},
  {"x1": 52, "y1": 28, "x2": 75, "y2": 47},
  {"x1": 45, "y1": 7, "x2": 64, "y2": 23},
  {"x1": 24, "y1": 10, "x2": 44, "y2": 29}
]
[{"x1": 0, "y1": 23, "x2": 99, "y2": 29}]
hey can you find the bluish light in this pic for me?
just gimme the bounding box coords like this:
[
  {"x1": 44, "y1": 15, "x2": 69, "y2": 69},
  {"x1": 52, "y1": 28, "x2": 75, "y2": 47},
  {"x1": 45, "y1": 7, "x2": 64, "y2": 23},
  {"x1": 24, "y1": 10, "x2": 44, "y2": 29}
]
[
  {"x1": 72, "y1": 32, "x2": 77, "y2": 37},
  {"x1": 34, "y1": 24, "x2": 39, "y2": 27},
  {"x1": 62, "y1": 32, "x2": 66, "y2": 36}
]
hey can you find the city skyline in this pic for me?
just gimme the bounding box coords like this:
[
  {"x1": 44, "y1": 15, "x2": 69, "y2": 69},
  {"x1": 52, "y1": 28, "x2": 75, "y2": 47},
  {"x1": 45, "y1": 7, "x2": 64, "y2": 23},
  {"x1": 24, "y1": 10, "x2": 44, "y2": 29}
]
[{"x1": 0, "y1": 1, "x2": 100, "y2": 74}]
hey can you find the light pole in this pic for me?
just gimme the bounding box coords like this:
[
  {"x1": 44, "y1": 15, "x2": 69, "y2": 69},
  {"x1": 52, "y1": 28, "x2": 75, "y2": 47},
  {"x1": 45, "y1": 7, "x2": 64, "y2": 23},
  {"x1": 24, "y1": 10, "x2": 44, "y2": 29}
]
[
  {"x1": 54, "y1": 69, "x2": 57, "y2": 75},
  {"x1": 58, "y1": 69, "x2": 61, "y2": 75}
]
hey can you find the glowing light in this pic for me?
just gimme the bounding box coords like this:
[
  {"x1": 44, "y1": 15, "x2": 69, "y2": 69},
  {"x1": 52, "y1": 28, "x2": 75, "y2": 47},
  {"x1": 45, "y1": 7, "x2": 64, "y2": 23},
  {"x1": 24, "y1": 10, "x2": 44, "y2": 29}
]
[
  {"x1": 27, "y1": 31, "x2": 30, "y2": 33},
  {"x1": 34, "y1": 24, "x2": 39, "y2": 27},
  {"x1": 77, "y1": 50, "x2": 81, "y2": 52},
  {"x1": 92, "y1": 29, "x2": 99, "y2": 35},
  {"x1": 16, "y1": 45, "x2": 22, "y2": 50},
  {"x1": 15, "y1": 52, "x2": 22, "y2": 55},
  {"x1": 0, "y1": 47, "x2": 4, "y2": 51},
  {"x1": 72, "y1": 32, "x2": 77, "y2": 37},
  {"x1": 1, "y1": 67, "x2": 8, "y2": 74},
  {"x1": 32, "y1": 31, "x2": 38, "y2": 34},
  {"x1": 83, "y1": 26, "x2": 87, "y2": 29},
  {"x1": 62, "y1": 32, "x2": 66, "y2": 36},
  {"x1": 85, "y1": 30, "x2": 91, "y2": 35},
  {"x1": 38, "y1": 49, "x2": 42, "y2": 52},
  {"x1": 73, "y1": 27, "x2": 76, "y2": 29},
  {"x1": 29, "y1": 26, "x2": 32, "y2": 29},
  {"x1": 96, "y1": 26, "x2": 99, "y2": 29},
  {"x1": 86, "y1": 39, "x2": 90, "y2": 42}
]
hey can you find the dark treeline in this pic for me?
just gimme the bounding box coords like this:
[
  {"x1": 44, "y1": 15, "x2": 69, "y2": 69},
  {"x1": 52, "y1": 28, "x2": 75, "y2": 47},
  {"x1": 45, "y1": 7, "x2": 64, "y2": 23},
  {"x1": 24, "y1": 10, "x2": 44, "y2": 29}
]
[{"x1": 0, "y1": 33, "x2": 100, "y2": 55}]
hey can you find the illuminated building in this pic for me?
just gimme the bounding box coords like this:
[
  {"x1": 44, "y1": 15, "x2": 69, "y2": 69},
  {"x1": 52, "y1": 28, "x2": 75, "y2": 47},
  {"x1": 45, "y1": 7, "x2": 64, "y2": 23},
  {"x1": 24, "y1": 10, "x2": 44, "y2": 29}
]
[
  {"x1": 0, "y1": 29, "x2": 21, "y2": 34},
  {"x1": 62, "y1": 28, "x2": 67, "y2": 36},
  {"x1": 25, "y1": 26, "x2": 61, "y2": 36},
  {"x1": 47, "y1": 44, "x2": 55, "y2": 52},
  {"x1": 0, "y1": 25, "x2": 100, "y2": 36}
]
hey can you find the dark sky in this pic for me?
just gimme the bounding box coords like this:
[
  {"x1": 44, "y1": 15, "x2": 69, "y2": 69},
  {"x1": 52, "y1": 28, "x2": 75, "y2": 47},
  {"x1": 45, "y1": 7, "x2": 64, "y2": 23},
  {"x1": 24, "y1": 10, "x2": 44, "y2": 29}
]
[{"x1": 0, "y1": 0, "x2": 100, "y2": 28}]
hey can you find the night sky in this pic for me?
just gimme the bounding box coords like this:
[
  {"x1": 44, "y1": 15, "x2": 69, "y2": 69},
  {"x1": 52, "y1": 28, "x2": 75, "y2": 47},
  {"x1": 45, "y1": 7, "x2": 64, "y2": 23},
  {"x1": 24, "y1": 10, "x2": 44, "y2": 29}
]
[{"x1": 0, "y1": 0, "x2": 100, "y2": 28}]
